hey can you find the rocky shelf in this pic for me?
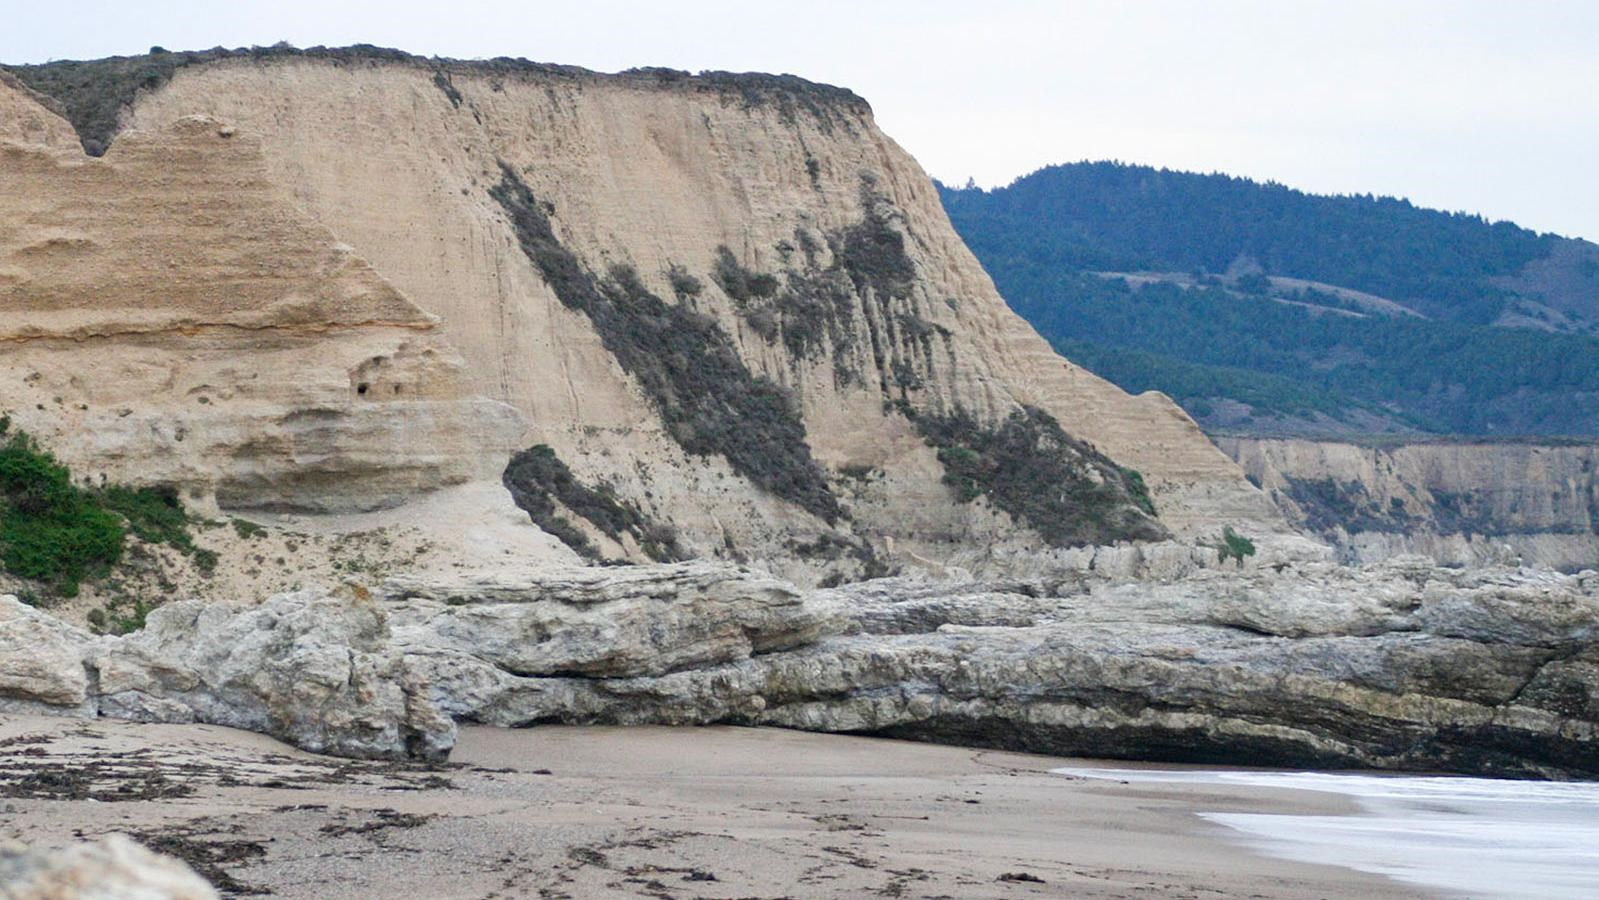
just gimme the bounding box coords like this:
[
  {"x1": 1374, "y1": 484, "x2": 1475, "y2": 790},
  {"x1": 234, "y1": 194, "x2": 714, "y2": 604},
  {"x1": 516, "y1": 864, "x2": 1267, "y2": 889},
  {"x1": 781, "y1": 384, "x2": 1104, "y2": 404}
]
[{"x1": 4, "y1": 557, "x2": 1595, "y2": 779}]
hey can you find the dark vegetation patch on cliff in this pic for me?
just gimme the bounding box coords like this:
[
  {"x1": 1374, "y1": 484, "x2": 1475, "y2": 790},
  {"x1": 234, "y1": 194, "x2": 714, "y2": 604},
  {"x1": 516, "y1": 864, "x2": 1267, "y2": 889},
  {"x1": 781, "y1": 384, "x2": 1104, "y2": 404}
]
[
  {"x1": 711, "y1": 186, "x2": 949, "y2": 396},
  {"x1": 503, "y1": 445, "x2": 682, "y2": 563},
  {"x1": 4, "y1": 44, "x2": 867, "y2": 157},
  {"x1": 1276, "y1": 475, "x2": 1581, "y2": 540},
  {"x1": 489, "y1": 164, "x2": 842, "y2": 523},
  {"x1": 834, "y1": 191, "x2": 919, "y2": 303},
  {"x1": 430, "y1": 71, "x2": 463, "y2": 108},
  {"x1": 0, "y1": 417, "x2": 208, "y2": 597},
  {"x1": 832, "y1": 190, "x2": 950, "y2": 400},
  {"x1": 1427, "y1": 488, "x2": 1563, "y2": 537},
  {"x1": 787, "y1": 532, "x2": 893, "y2": 586},
  {"x1": 1282, "y1": 476, "x2": 1421, "y2": 535},
  {"x1": 897, "y1": 404, "x2": 1169, "y2": 547},
  {"x1": 713, "y1": 245, "x2": 859, "y2": 384}
]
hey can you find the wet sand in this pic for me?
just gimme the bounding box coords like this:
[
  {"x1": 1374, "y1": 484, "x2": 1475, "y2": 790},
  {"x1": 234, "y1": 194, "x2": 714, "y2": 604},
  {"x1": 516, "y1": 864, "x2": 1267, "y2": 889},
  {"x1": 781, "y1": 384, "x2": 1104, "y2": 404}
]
[{"x1": 0, "y1": 715, "x2": 1428, "y2": 898}]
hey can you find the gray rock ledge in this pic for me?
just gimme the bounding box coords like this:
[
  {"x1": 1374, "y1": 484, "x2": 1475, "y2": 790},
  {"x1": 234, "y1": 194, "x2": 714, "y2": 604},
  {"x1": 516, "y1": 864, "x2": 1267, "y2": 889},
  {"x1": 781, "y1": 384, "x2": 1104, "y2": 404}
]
[{"x1": 2, "y1": 557, "x2": 1594, "y2": 778}]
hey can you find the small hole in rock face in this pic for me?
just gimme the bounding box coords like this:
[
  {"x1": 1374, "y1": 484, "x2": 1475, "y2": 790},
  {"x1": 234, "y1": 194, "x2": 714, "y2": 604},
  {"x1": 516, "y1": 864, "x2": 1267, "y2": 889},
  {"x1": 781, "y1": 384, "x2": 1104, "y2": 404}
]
[
  {"x1": 356, "y1": 383, "x2": 370, "y2": 396},
  {"x1": 393, "y1": 385, "x2": 403, "y2": 395}
]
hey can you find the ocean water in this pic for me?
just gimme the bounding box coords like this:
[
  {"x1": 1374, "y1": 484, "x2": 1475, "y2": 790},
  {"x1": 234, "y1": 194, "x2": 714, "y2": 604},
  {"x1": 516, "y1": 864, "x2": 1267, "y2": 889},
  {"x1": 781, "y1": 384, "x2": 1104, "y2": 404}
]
[{"x1": 1051, "y1": 767, "x2": 1599, "y2": 898}]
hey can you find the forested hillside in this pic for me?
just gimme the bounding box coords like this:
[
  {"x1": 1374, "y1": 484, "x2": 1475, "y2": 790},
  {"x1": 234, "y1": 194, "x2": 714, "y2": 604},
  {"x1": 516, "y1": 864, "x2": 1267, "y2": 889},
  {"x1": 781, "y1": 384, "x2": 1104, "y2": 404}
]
[{"x1": 940, "y1": 163, "x2": 1599, "y2": 436}]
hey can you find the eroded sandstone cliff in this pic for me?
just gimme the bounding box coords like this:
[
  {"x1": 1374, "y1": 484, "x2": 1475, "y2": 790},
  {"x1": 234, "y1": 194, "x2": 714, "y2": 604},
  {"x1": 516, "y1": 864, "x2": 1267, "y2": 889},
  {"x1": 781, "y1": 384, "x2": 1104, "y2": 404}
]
[
  {"x1": 0, "y1": 75, "x2": 522, "y2": 518},
  {"x1": 1219, "y1": 436, "x2": 1599, "y2": 571},
  {"x1": 1, "y1": 47, "x2": 1281, "y2": 582}
]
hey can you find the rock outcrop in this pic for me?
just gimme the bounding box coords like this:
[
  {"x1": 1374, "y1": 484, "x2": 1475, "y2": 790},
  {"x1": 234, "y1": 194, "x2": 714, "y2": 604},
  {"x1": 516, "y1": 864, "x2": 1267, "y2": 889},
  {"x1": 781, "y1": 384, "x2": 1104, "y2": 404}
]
[
  {"x1": 0, "y1": 835, "x2": 218, "y2": 900},
  {"x1": 1, "y1": 48, "x2": 1282, "y2": 583},
  {"x1": 384, "y1": 564, "x2": 839, "y2": 679},
  {"x1": 1219, "y1": 436, "x2": 1599, "y2": 571},
  {"x1": 392, "y1": 559, "x2": 1599, "y2": 779},
  {"x1": 6, "y1": 559, "x2": 1595, "y2": 778},
  {"x1": 0, "y1": 591, "x2": 452, "y2": 761}
]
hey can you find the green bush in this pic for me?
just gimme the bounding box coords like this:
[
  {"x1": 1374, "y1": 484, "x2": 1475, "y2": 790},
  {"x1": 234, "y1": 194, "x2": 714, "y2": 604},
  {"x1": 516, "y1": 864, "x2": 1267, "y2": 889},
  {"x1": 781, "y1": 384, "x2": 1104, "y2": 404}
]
[
  {"x1": 904, "y1": 404, "x2": 1169, "y2": 548},
  {"x1": 712, "y1": 247, "x2": 779, "y2": 306},
  {"x1": 0, "y1": 427, "x2": 125, "y2": 595},
  {"x1": 232, "y1": 518, "x2": 267, "y2": 539},
  {"x1": 1218, "y1": 526, "x2": 1257, "y2": 566},
  {"x1": 1118, "y1": 467, "x2": 1157, "y2": 516},
  {"x1": 87, "y1": 598, "x2": 152, "y2": 636},
  {"x1": 712, "y1": 244, "x2": 860, "y2": 383},
  {"x1": 0, "y1": 420, "x2": 208, "y2": 596},
  {"x1": 99, "y1": 484, "x2": 194, "y2": 552}
]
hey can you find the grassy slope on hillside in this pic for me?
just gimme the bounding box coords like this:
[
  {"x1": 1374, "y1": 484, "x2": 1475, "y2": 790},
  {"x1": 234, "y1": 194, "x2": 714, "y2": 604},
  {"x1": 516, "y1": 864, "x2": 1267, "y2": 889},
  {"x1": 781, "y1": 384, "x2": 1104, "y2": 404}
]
[{"x1": 940, "y1": 164, "x2": 1599, "y2": 436}]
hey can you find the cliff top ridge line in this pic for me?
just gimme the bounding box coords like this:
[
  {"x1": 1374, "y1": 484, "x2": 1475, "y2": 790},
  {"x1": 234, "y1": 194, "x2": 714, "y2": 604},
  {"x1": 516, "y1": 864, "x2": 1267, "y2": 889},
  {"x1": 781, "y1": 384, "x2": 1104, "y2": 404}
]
[{"x1": 4, "y1": 42, "x2": 870, "y2": 156}]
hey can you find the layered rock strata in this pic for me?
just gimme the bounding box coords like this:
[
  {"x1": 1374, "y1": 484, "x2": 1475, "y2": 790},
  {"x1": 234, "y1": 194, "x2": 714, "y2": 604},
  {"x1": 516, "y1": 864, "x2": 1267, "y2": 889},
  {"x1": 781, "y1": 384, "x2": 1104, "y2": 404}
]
[
  {"x1": 6, "y1": 558, "x2": 1595, "y2": 778},
  {"x1": 1220, "y1": 436, "x2": 1599, "y2": 571},
  {"x1": 0, "y1": 94, "x2": 522, "y2": 515}
]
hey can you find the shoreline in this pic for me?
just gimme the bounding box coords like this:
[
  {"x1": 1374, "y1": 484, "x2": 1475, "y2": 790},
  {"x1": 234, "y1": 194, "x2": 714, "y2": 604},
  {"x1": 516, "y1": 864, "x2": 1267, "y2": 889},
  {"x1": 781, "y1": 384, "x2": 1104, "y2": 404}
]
[{"x1": 0, "y1": 715, "x2": 1427, "y2": 898}]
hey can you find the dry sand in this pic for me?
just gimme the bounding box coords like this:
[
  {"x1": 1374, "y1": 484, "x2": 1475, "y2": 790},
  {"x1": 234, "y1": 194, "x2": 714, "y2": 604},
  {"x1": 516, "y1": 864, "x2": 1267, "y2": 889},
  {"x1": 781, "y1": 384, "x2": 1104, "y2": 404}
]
[{"x1": 0, "y1": 715, "x2": 1428, "y2": 898}]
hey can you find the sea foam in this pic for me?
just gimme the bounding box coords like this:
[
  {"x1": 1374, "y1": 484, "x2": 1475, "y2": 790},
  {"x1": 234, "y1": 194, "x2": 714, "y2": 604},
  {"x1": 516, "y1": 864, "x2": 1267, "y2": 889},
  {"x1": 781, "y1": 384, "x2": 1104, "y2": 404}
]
[{"x1": 1051, "y1": 767, "x2": 1599, "y2": 898}]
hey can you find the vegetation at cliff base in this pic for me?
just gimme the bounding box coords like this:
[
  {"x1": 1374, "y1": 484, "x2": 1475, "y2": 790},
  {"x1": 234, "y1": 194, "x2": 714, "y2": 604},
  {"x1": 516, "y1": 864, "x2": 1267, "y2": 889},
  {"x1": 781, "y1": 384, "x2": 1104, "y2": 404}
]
[
  {"x1": 0, "y1": 418, "x2": 206, "y2": 596},
  {"x1": 1216, "y1": 527, "x2": 1257, "y2": 566},
  {"x1": 902, "y1": 404, "x2": 1168, "y2": 547},
  {"x1": 503, "y1": 445, "x2": 682, "y2": 563},
  {"x1": 0, "y1": 424, "x2": 123, "y2": 596}
]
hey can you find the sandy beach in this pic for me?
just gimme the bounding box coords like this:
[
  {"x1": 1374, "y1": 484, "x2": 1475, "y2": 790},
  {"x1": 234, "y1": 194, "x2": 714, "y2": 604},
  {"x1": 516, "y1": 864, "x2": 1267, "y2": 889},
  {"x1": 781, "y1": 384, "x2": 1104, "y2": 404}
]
[{"x1": 0, "y1": 715, "x2": 1428, "y2": 898}]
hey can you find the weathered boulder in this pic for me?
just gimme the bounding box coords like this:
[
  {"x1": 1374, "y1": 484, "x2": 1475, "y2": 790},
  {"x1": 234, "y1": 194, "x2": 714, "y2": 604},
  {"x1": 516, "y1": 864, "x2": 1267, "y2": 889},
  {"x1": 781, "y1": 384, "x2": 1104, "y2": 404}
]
[
  {"x1": 0, "y1": 564, "x2": 833, "y2": 762},
  {"x1": 94, "y1": 590, "x2": 453, "y2": 761},
  {"x1": 0, "y1": 591, "x2": 456, "y2": 761},
  {"x1": 383, "y1": 562, "x2": 842, "y2": 677},
  {"x1": 0, "y1": 835, "x2": 217, "y2": 900},
  {"x1": 0, "y1": 596, "x2": 99, "y2": 717}
]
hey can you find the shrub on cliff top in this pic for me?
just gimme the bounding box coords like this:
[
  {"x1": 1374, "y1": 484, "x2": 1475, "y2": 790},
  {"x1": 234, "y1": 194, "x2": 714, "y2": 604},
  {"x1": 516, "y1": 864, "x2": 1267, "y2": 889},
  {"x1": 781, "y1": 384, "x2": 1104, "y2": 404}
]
[{"x1": 7, "y1": 45, "x2": 867, "y2": 159}]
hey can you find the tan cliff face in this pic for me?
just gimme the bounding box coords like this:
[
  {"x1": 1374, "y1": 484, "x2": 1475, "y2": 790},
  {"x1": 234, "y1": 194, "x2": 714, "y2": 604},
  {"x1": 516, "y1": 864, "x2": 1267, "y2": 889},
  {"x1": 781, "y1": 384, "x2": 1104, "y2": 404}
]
[
  {"x1": 1218, "y1": 436, "x2": 1599, "y2": 571},
  {"x1": 0, "y1": 81, "x2": 522, "y2": 513},
  {"x1": 2, "y1": 51, "x2": 1281, "y2": 580}
]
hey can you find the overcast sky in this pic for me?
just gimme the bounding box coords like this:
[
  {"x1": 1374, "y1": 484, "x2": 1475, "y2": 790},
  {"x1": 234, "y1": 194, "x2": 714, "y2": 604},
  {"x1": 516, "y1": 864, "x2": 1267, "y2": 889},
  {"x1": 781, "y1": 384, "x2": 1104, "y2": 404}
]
[{"x1": 4, "y1": 0, "x2": 1595, "y2": 240}]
